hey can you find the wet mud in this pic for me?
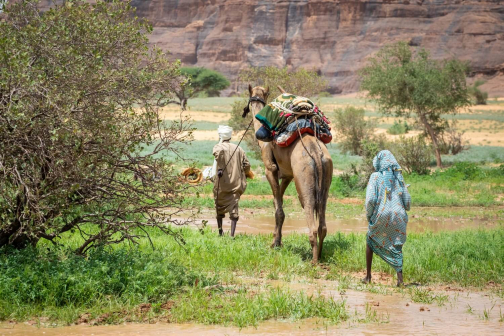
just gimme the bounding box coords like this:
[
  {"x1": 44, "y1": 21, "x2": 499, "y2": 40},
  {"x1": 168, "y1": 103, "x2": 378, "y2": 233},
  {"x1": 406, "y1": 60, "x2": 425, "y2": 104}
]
[
  {"x1": 2, "y1": 280, "x2": 502, "y2": 335},
  {"x1": 193, "y1": 211, "x2": 498, "y2": 235}
]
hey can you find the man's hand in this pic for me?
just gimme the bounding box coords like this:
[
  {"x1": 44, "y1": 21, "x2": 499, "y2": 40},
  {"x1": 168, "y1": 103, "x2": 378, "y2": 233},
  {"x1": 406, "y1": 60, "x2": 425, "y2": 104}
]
[{"x1": 217, "y1": 169, "x2": 223, "y2": 178}]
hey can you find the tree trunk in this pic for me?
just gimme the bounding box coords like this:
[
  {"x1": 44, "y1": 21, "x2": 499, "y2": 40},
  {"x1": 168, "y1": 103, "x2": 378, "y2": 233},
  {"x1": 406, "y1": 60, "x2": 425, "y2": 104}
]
[
  {"x1": 181, "y1": 98, "x2": 188, "y2": 111},
  {"x1": 419, "y1": 113, "x2": 443, "y2": 168}
]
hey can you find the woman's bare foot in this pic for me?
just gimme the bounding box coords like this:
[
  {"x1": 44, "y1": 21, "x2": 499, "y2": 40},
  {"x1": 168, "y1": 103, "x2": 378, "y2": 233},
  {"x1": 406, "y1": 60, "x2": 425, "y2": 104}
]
[{"x1": 396, "y1": 271, "x2": 404, "y2": 287}]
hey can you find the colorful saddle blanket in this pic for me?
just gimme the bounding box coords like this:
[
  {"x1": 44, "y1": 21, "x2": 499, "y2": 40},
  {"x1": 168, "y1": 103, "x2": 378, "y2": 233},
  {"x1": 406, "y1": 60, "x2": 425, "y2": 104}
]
[
  {"x1": 255, "y1": 93, "x2": 315, "y2": 131},
  {"x1": 275, "y1": 118, "x2": 332, "y2": 147},
  {"x1": 254, "y1": 93, "x2": 332, "y2": 147}
]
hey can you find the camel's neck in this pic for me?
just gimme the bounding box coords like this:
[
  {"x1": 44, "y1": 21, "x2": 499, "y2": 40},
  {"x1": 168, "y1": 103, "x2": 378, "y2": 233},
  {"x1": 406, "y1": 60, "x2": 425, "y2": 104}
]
[{"x1": 249, "y1": 101, "x2": 266, "y2": 148}]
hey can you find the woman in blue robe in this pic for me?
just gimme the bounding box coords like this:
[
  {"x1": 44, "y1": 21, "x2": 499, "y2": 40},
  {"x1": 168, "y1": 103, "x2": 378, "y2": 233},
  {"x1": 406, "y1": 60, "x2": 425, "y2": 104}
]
[{"x1": 363, "y1": 150, "x2": 411, "y2": 286}]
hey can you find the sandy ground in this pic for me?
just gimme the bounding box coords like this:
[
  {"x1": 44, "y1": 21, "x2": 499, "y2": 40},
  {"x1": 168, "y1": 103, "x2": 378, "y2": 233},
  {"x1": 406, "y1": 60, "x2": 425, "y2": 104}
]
[
  {"x1": 163, "y1": 100, "x2": 504, "y2": 146},
  {"x1": 160, "y1": 108, "x2": 230, "y2": 122},
  {"x1": 189, "y1": 127, "x2": 504, "y2": 146}
]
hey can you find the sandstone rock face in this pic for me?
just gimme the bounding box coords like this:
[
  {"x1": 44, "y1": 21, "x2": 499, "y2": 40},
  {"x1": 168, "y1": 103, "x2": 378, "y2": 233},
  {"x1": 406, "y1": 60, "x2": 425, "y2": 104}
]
[
  {"x1": 129, "y1": 0, "x2": 504, "y2": 95},
  {"x1": 33, "y1": 0, "x2": 504, "y2": 95}
]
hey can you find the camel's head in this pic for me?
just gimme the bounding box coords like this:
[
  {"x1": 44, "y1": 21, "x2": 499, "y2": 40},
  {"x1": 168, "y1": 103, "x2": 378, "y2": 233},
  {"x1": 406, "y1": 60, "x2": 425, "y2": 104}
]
[
  {"x1": 242, "y1": 85, "x2": 269, "y2": 118},
  {"x1": 248, "y1": 85, "x2": 269, "y2": 101}
]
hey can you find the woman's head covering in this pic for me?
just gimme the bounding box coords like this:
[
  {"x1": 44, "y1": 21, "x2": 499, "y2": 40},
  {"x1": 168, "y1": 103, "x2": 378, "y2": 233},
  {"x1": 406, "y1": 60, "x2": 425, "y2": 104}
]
[
  {"x1": 373, "y1": 150, "x2": 405, "y2": 197},
  {"x1": 217, "y1": 125, "x2": 233, "y2": 143}
]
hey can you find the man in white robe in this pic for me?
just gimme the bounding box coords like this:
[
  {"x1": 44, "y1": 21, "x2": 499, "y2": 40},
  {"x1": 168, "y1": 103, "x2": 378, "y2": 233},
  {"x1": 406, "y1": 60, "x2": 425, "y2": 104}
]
[{"x1": 213, "y1": 126, "x2": 251, "y2": 237}]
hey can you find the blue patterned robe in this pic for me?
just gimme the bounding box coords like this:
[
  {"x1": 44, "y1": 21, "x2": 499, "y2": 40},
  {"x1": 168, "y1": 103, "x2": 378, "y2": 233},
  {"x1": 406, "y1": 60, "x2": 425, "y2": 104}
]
[{"x1": 365, "y1": 150, "x2": 411, "y2": 272}]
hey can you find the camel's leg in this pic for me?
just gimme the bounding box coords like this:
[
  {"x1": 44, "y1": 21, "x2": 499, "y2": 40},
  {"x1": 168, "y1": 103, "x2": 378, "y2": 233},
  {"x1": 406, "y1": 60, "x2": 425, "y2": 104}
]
[
  {"x1": 317, "y1": 203, "x2": 327, "y2": 261},
  {"x1": 294, "y1": 178, "x2": 319, "y2": 263},
  {"x1": 306, "y1": 206, "x2": 319, "y2": 263},
  {"x1": 273, "y1": 177, "x2": 292, "y2": 247},
  {"x1": 265, "y1": 168, "x2": 287, "y2": 248}
]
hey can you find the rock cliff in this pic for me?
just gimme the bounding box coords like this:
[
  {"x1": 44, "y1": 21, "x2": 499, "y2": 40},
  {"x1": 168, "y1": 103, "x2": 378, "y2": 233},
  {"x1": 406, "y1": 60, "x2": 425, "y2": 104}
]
[
  {"x1": 34, "y1": 0, "x2": 504, "y2": 95},
  {"x1": 128, "y1": 0, "x2": 504, "y2": 95}
]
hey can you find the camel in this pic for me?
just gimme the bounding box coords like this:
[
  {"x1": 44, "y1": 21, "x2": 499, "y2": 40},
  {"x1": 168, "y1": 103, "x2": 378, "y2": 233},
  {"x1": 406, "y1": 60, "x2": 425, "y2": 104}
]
[{"x1": 244, "y1": 85, "x2": 333, "y2": 262}]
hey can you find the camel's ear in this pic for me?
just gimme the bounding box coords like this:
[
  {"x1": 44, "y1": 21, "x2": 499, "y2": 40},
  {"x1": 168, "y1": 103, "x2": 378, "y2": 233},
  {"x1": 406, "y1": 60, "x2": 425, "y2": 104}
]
[
  {"x1": 277, "y1": 85, "x2": 286, "y2": 94},
  {"x1": 264, "y1": 86, "x2": 270, "y2": 99},
  {"x1": 248, "y1": 84, "x2": 253, "y2": 97}
]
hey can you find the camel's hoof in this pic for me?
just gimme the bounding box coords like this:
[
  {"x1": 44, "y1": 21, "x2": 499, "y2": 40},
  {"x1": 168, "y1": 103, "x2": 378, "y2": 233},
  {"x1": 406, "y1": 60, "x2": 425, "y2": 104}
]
[
  {"x1": 361, "y1": 278, "x2": 372, "y2": 284},
  {"x1": 270, "y1": 242, "x2": 283, "y2": 248}
]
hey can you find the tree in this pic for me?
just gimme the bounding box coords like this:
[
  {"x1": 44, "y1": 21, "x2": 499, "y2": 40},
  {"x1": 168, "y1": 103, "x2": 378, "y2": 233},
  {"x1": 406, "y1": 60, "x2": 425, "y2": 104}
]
[
  {"x1": 239, "y1": 66, "x2": 328, "y2": 102},
  {"x1": 359, "y1": 42, "x2": 471, "y2": 167},
  {"x1": 0, "y1": 0, "x2": 193, "y2": 253},
  {"x1": 332, "y1": 106, "x2": 375, "y2": 155},
  {"x1": 171, "y1": 67, "x2": 230, "y2": 110},
  {"x1": 229, "y1": 66, "x2": 328, "y2": 157},
  {"x1": 469, "y1": 80, "x2": 488, "y2": 105}
]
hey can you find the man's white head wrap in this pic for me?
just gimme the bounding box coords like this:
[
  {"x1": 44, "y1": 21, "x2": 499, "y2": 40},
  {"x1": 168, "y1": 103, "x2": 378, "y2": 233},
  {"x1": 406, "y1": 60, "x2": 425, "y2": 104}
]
[
  {"x1": 218, "y1": 125, "x2": 233, "y2": 143},
  {"x1": 207, "y1": 125, "x2": 233, "y2": 180}
]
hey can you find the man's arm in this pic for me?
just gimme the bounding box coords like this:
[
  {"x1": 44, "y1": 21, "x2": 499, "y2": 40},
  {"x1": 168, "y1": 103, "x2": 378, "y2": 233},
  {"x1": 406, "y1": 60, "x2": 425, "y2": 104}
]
[
  {"x1": 242, "y1": 150, "x2": 251, "y2": 174},
  {"x1": 213, "y1": 144, "x2": 224, "y2": 178}
]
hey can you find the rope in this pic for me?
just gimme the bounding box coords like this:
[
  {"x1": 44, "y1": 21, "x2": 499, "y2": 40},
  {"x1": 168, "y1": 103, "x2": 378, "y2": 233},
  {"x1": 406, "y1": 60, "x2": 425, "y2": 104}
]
[
  {"x1": 181, "y1": 167, "x2": 203, "y2": 185},
  {"x1": 295, "y1": 116, "x2": 319, "y2": 164},
  {"x1": 215, "y1": 118, "x2": 255, "y2": 217}
]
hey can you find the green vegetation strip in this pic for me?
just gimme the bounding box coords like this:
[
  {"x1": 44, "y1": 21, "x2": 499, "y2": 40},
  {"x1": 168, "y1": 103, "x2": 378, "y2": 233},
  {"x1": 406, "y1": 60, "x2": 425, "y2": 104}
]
[
  {"x1": 188, "y1": 162, "x2": 504, "y2": 207},
  {"x1": 0, "y1": 227, "x2": 502, "y2": 326}
]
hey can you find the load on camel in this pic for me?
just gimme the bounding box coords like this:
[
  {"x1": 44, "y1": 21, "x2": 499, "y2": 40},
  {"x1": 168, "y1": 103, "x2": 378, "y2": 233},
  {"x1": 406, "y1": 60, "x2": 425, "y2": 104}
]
[{"x1": 243, "y1": 85, "x2": 333, "y2": 263}]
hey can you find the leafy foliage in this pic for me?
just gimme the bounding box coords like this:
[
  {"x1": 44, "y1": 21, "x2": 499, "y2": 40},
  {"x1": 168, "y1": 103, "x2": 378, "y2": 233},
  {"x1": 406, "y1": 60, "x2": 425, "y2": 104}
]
[
  {"x1": 239, "y1": 66, "x2": 328, "y2": 101},
  {"x1": 332, "y1": 106, "x2": 375, "y2": 155},
  {"x1": 172, "y1": 67, "x2": 230, "y2": 109},
  {"x1": 360, "y1": 41, "x2": 471, "y2": 167},
  {"x1": 0, "y1": 0, "x2": 192, "y2": 252},
  {"x1": 468, "y1": 80, "x2": 488, "y2": 105},
  {"x1": 387, "y1": 120, "x2": 412, "y2": 135},
  {"x1": 391, "y1": 136, "x2": 432, "y2": 175},
  {"x1": 437, "y1": 120, "x2": 469, "y2": 155},
  {"x1": 0, "y1": 246, "x2": 208, "y2": 309}
]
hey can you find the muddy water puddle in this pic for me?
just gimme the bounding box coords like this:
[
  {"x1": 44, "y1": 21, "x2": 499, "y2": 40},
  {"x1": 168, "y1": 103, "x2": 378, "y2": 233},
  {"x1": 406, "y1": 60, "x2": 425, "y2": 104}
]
[
  {"x1": 2, "y1": 282, "x2": 502, "y2": 335},
  {"x1": 192, "y1": 213, "x2": 498, "y2": 235}
]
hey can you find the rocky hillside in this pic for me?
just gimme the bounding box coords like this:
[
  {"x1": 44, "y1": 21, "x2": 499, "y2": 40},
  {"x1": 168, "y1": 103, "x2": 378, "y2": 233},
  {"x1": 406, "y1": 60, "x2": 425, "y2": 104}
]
[
  {"x1": 127, "y1": 0, "x2": 503, "y2": 95},
  {"x1": 33, "y1": 0, "x2": 503, "y2": 95}
]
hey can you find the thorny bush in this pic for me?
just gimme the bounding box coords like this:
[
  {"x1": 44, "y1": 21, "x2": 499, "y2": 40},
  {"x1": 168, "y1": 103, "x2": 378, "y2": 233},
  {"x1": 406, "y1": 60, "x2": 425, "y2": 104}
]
[{"x1": 0, "y1": 0, "x2": 192, "y2": 253}]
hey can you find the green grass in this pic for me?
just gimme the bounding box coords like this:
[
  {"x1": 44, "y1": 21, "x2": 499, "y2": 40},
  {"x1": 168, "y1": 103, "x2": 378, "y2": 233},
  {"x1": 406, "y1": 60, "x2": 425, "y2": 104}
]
[
  {"x1": 441, "y1": 146, "x2": 504, "y2": 164},
  {"x1": 407, "y1": 163, "x2": 504, "y2": 206},
  {"x1": 170, "y1": 287, "x2": 348, "y2": 328},
  {"x1": 0, "y1": 225, "x2": 502, "y2": 326},
  {"x1": 140, "y1": 140, "x2": 264, "y2": 169},
  {"x1": 140, "y1": 140, "x2": 361, "y2": 171},
  {"x1": 325, "y1": 228, "x2": 503, "y2": 286},
  {"x1": 191, "y1": 163, "x2": 504, "y2": 208}
]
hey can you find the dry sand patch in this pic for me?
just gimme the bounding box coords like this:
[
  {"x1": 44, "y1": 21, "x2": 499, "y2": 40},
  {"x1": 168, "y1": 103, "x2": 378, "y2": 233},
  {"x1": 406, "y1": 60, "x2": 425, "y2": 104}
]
[
  {"x1": 464, "y1": 131, "x2": 504, "y2": 146},
  {"x1": 468, "y1": 104, "x2": 504, "y2": 112},
  {"x1": 160, "y1": 107, "x2": 230, "y2": 122},
  {"x1": 191, "y1": 130, "x2": 245, "y2": 141}
]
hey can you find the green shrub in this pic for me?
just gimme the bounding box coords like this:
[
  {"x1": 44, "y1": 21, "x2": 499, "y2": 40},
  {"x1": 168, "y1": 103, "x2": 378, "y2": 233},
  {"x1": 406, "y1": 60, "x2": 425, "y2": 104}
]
[
  {"x1": 336, "y1": 134, "x2": 389, "y2": 190},
  {"x1": 391, "y1": 136, "x2": 432, "y2": 175},
  {"x1": 333, "y1": 106, "x2": 375, "y2": 155},
  {"x1": 439, "y1": 162, "x2": 484, "y2": 180},
  {"x1": 335, "y1": 170, "x2": 361, "y2": 197},
  {"x1": 468, "y1": 80, "x2": 488, "y2": 105},
  {"x1": 437, "y1": 121, "x2": 469, "y2": 155},
  {"x1": 387, "y1": 120, "x2": 411, "y2": 135},
  {"x1": 0, "y1": 246, "x2": 212, "y2": 309},
  {"x1": 359, "y1": 134, "x2": 389, "y2": 180},
  {"x1": 317, "y1": 91, "x2": 332, "y2": 98}
]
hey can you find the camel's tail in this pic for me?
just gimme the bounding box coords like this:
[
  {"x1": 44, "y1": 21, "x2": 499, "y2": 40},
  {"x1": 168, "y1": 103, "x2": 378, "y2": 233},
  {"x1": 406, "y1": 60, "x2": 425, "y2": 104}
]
[{"x1": 306, "y1": 139, "x2": 330, "y2": 221}]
